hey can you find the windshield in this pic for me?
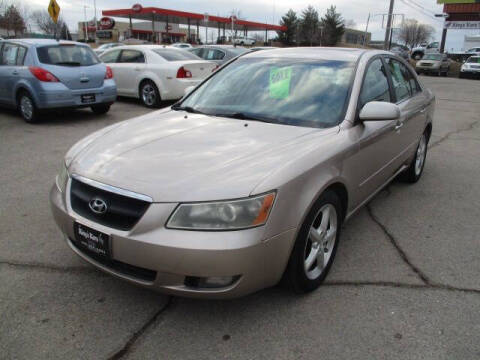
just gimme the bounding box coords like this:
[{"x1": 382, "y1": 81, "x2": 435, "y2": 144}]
[
  {"x1": 37, "y1": 45, "x2": 99, "y2": 66},
  {"x1": 467, "y1": 57, "x2": 480, "y2": 63},
  {"x1": 153, "y1": 49, "x2": 200, "y2": 61},
  {"x1": 423, "y1": 54, "x2": 442, "y2": 61},
  {"x1": 178, "y1": 58, "x2": 355, "y2": 128}
]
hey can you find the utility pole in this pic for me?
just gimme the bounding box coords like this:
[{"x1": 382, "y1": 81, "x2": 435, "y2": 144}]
[
  {"x1": 363, "y1": 13, "x2": 371, "y2": 47},
  {"x1": 384, "y1": 0, "x2": 394, "y2": 50}
]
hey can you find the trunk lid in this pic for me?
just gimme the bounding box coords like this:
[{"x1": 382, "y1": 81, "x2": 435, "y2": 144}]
[{"x1": 176, "y1": 60, "x2": 217, "y2": 79}]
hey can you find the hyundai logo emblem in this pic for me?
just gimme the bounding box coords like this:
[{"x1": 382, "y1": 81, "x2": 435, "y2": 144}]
[{"x1": 89, "y1": 197, "x2": 107, "y2": 215}]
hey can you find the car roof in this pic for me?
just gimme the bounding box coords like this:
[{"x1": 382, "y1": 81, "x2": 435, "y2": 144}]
[
  {"x1": 103, "y1": 45, "x2": 184, "y2": 51},
  {"x1": 243, "y1": 47, "x2": 371, "y2": 61},
  {"x1": 2, "y1": 39, "x2": 84, "y2": 47}
]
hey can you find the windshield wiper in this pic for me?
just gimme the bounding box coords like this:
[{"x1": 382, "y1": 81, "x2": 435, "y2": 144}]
[
  {"x1": 54, "y1": 61, "x2": 81, "y2": 66},
  {"x1": 171, "y1": 104, "x2": 205, "y2": 114},
  {"x1": 212, "y1": 112, "x2": 276, "y2": 124}
]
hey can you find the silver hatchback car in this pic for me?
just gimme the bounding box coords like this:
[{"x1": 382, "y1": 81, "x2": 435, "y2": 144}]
[
  {"x1": 0, "y1": 39, "x2": 117, "y2": 122},
  {"x1": 51, "y1": 48, "x2": 434, "y2": 299}
]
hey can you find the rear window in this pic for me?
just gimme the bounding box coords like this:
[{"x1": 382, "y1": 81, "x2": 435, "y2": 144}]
[
  {"x1": 37, "y1": 45, "x2": 99, "y2": 66},
  {"x1": 152, "y1": 49, "x2": 200, "y2": 61},
  {"x1": 229, "y1": 47, "x2": 249, "y2": 56}
]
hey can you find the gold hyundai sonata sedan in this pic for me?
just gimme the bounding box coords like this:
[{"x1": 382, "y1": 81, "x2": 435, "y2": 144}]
[{"x1": 50, "y1": 48, "x2": 435, "y2": 299}]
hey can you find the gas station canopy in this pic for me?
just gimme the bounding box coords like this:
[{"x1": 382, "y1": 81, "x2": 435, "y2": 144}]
[{"x1": 102, "y1": 6, "x2": 287, "y2": 32}]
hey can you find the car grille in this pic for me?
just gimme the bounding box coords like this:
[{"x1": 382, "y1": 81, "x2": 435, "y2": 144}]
[
  {"x1": 471, "y1": 65, "x2": 480, "y2": 69},
  {"x1": 421, "y1": 62, "x2": 433, "y2": 67},
  {"x1": 70, "y1": 177, "x2": 150, "y2": 231},
  {"x1": 70, "y1": 238, "x2": 157, "y2": 282}
]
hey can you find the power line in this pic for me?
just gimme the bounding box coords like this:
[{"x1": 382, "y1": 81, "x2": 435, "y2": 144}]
[
  {"x1": 399, "y1": 0, "x2": 443, "y2": 23},
  {"x1": 403, "y1": 0, "x2": 438, "y2": 16}
]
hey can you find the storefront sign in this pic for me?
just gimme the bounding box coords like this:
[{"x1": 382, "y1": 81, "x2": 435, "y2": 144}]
[
  {"x1": 100, "y1": 17, "x2": 115, "y2": 29},
  {"x1": 132, "y1": 3, "x2": 143, "y2": 12},
  {"x1": 444, "y1": 21, "x2": 480, "y2": 29}
]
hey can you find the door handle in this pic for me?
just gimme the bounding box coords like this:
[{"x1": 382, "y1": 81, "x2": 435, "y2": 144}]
[
  {"x1": 134, "y1": 67, "x2": 141, "y2": 71},
  {"x1": 12, "y1": 70, "x2": 19, "y2": 75},
  {"x1": 420, "y1": 108, "x2": 426, "y2": 114},
  {"x1": 395, "y1": 121, "x2": 404, "y2": 131}
]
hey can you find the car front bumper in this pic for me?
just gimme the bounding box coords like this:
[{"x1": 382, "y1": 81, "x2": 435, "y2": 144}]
[
  {"x1": 416, "y1": 65, "x2": 441, "y2": 73},
  {"x1": 35, "y1": 80, "x2": 117, "y2": 109},
  {"x1": 50, "y1": 182, "x2": 295, "y2": 299}
]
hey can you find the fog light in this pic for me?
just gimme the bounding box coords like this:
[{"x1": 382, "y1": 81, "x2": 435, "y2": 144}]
[{"x1": 184, "y1": 275, "x2": 240, "y2": 289}]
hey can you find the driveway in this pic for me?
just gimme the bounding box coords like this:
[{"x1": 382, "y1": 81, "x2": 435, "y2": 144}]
[{"x1": 1, "y1": 79, "x2": 479, "y2": 359}]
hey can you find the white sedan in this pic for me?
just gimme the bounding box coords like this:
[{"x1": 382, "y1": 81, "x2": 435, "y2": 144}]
[{"x1": 99, "y1": 45, "x2": 217, "y2": 107}]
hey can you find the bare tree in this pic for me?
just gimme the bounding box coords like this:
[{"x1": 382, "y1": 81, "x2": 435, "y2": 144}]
[
  {"x1": 31, "y1": 9, "x2": 65, "y2": 35},
  {"x1": 396, "y1": 19, "x2": 435, "y2": 49}
]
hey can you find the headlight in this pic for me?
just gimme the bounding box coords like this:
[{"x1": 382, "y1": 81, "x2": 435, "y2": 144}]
[
  {"x1": 56, "y1": 162, "x2": 69, "y2": 193},
  {"x1": 167, "y1": 192, "x2": 276, "y2": 230}
]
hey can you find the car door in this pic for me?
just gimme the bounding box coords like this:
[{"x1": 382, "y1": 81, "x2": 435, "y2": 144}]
[
  {"x1": 0, "y1": 43, "x2": 22, "y2": 104},
  {"x1": 348, "y1": 57, "x2": 404, "y2": 205},
  {"x1": 114, "y1": 49, "x2": 146, "y2": 97},
  {"x1": 385, "y1": 57, "x2": 427, "y2": 163}
]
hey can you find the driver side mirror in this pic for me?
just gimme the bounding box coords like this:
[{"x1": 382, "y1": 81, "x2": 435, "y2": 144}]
[{"x1": 359, "y1": 101, "x2": 401, "y2": 121}]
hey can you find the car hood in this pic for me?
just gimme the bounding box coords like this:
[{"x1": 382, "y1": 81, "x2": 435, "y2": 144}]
[{"x1": 68, "y1": 110, "x2": 337, "y2": 202}]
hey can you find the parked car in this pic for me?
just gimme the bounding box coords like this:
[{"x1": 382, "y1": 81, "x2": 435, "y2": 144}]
[
  {"x1": 51, "y1": 48, "x2": 435, "y2": 299},
  {"x1": 0, "y1": 39, "x2": 116, "y2": 123},
  {"x1": 459, "y1": 56, "x2": 480, "y2": 79},
  {"x1": 465, "y1": 47, "x2": 480, "y2": 56},
  {"x1": 411, "y1": 41, "x2": 440, "y2": 60},
  {"x1": 250, "y1": 46, "x2": 278, "y2": 52},
  {"x1": 172, "y1": 42, "x2": 193, "y2": 49},
  {"x1": 390, "y1": 46, "x2": 409, "y2": 60},
  {"x1": 94, "y1": 42, "x2": 122, "y2": 56},
  {"x1": 233, "y1": 36, "x2": 256, "y2": 46},
  {"x1": 416, "y1": 53, "x2": 450, "y2": 76},
  {"x1": 188, "y1": 45, "x2": 249, "y2": 65},
  {"x1": 99, "y1": 45, "x2": 217, "y2": 107}
]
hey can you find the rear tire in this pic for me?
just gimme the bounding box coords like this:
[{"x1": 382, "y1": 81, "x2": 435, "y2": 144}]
[
  {"x1": 139, "y1": 80, "x2": 161, "y2": 108},
  {"x1": 400, "y1": 131, "x2": 428, "y2": 183},
  {"x1": 17, "y1": 91, "x2": 39, "y2": 123},
  {"x1": 284, "y1": 190, "x2": 342, "y2": 294},
  {"x1": 91, "y1": 104, "x2": 111, "y2": 115}
]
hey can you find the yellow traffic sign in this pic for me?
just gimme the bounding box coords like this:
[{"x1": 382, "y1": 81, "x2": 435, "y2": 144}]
[{"x1": 48, "y1": 0, "x2": 60, "y2": 24}]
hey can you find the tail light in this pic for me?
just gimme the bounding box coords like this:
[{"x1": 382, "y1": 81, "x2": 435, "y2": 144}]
[
  {"x1": 29, "y1": 66, "x2": 59, "y2": 82},
  {"x1": 105, "y1": 66, "x2": 113, "y2": 79},
  {"x1": 176, "y1": 66, "x2": 192, "y2": 78}
]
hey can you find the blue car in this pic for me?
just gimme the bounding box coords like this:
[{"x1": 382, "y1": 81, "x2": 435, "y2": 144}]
[{"x1": 0, "y1": 39, "x2": 117, "y2": 122}]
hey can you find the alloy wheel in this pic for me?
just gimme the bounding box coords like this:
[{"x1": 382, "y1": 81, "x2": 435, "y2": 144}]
[
  {"x1": 415, "y1": 134, "x2": 427, "y2": 176},
  {"x1": 20, "y1": 95, "x2": 33, "y2": 121},
  {"x1": 142, "y1": 84, "x2": 156, "y2": 106},
  {"x1": 304, "y1": 204, "x2": 338, "y2": 280}
]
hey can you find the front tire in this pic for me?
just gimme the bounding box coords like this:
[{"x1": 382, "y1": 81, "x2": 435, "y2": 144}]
[
  {"x1": 140, "y1": 80, "x2": 161, "y2": 108},
  {"x1": 284, "y1": 190, "x2": 342, "y2": 293},
  {"x1": 91, "y1": 104, "x2": 111, "y2": 115},
  {"x1": 18, "y1": 91, "x2": 39, "y2": 123},
  {"x1": 400, "y1": 131, "x2": 428, "y2": 183}
]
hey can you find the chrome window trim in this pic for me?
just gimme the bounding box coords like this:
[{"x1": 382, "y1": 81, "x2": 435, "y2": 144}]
[{"x1": 71, "y1": 174, "x2": 153, "y2": 203}]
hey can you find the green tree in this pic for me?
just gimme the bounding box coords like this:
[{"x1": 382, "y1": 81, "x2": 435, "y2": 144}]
[
  {"x1": 299, "y1": 5, "x2": 319, "y2": 46},
  {"x1": 277, "y1": 9, "x2": 298, "y2": 46},
  {"x1": 320, "y1": 6, "x2": 345, "y2": 46}
]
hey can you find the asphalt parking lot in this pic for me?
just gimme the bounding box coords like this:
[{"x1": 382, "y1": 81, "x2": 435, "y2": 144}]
[{"x1": 1, "y1": 77, "x2": 479, "y2": 360}]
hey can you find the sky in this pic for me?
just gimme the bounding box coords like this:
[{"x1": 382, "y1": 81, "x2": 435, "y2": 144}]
[{"x1": 24, "y1": 0, "x2": 480, "y2": 51}]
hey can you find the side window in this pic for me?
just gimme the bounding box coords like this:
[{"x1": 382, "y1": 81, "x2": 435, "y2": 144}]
[
  {"x1": 1, "y1": 44, "x2": 19, "y2": 65},
  {"x1": 100, "y1": 49, "x2": 121, "y2": 63},
  {"x1": 213, "y1": 50, "x2": 225, "y2": 60},
  {"x1": 359, "y1": 58, "x2": 391, "y2": 108},
  {"x1": 119, "y1": 50, "x2": 145, "y2": 63},
  {"x1": 386, "y1": 58, "x2": 411, "y2": 102},
  {"x1": 16, "y1": 47, "x2": 27, "y2": 65},
  {"x1": 190, "y1": 48, "x2": 202, "y2": 57}
]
